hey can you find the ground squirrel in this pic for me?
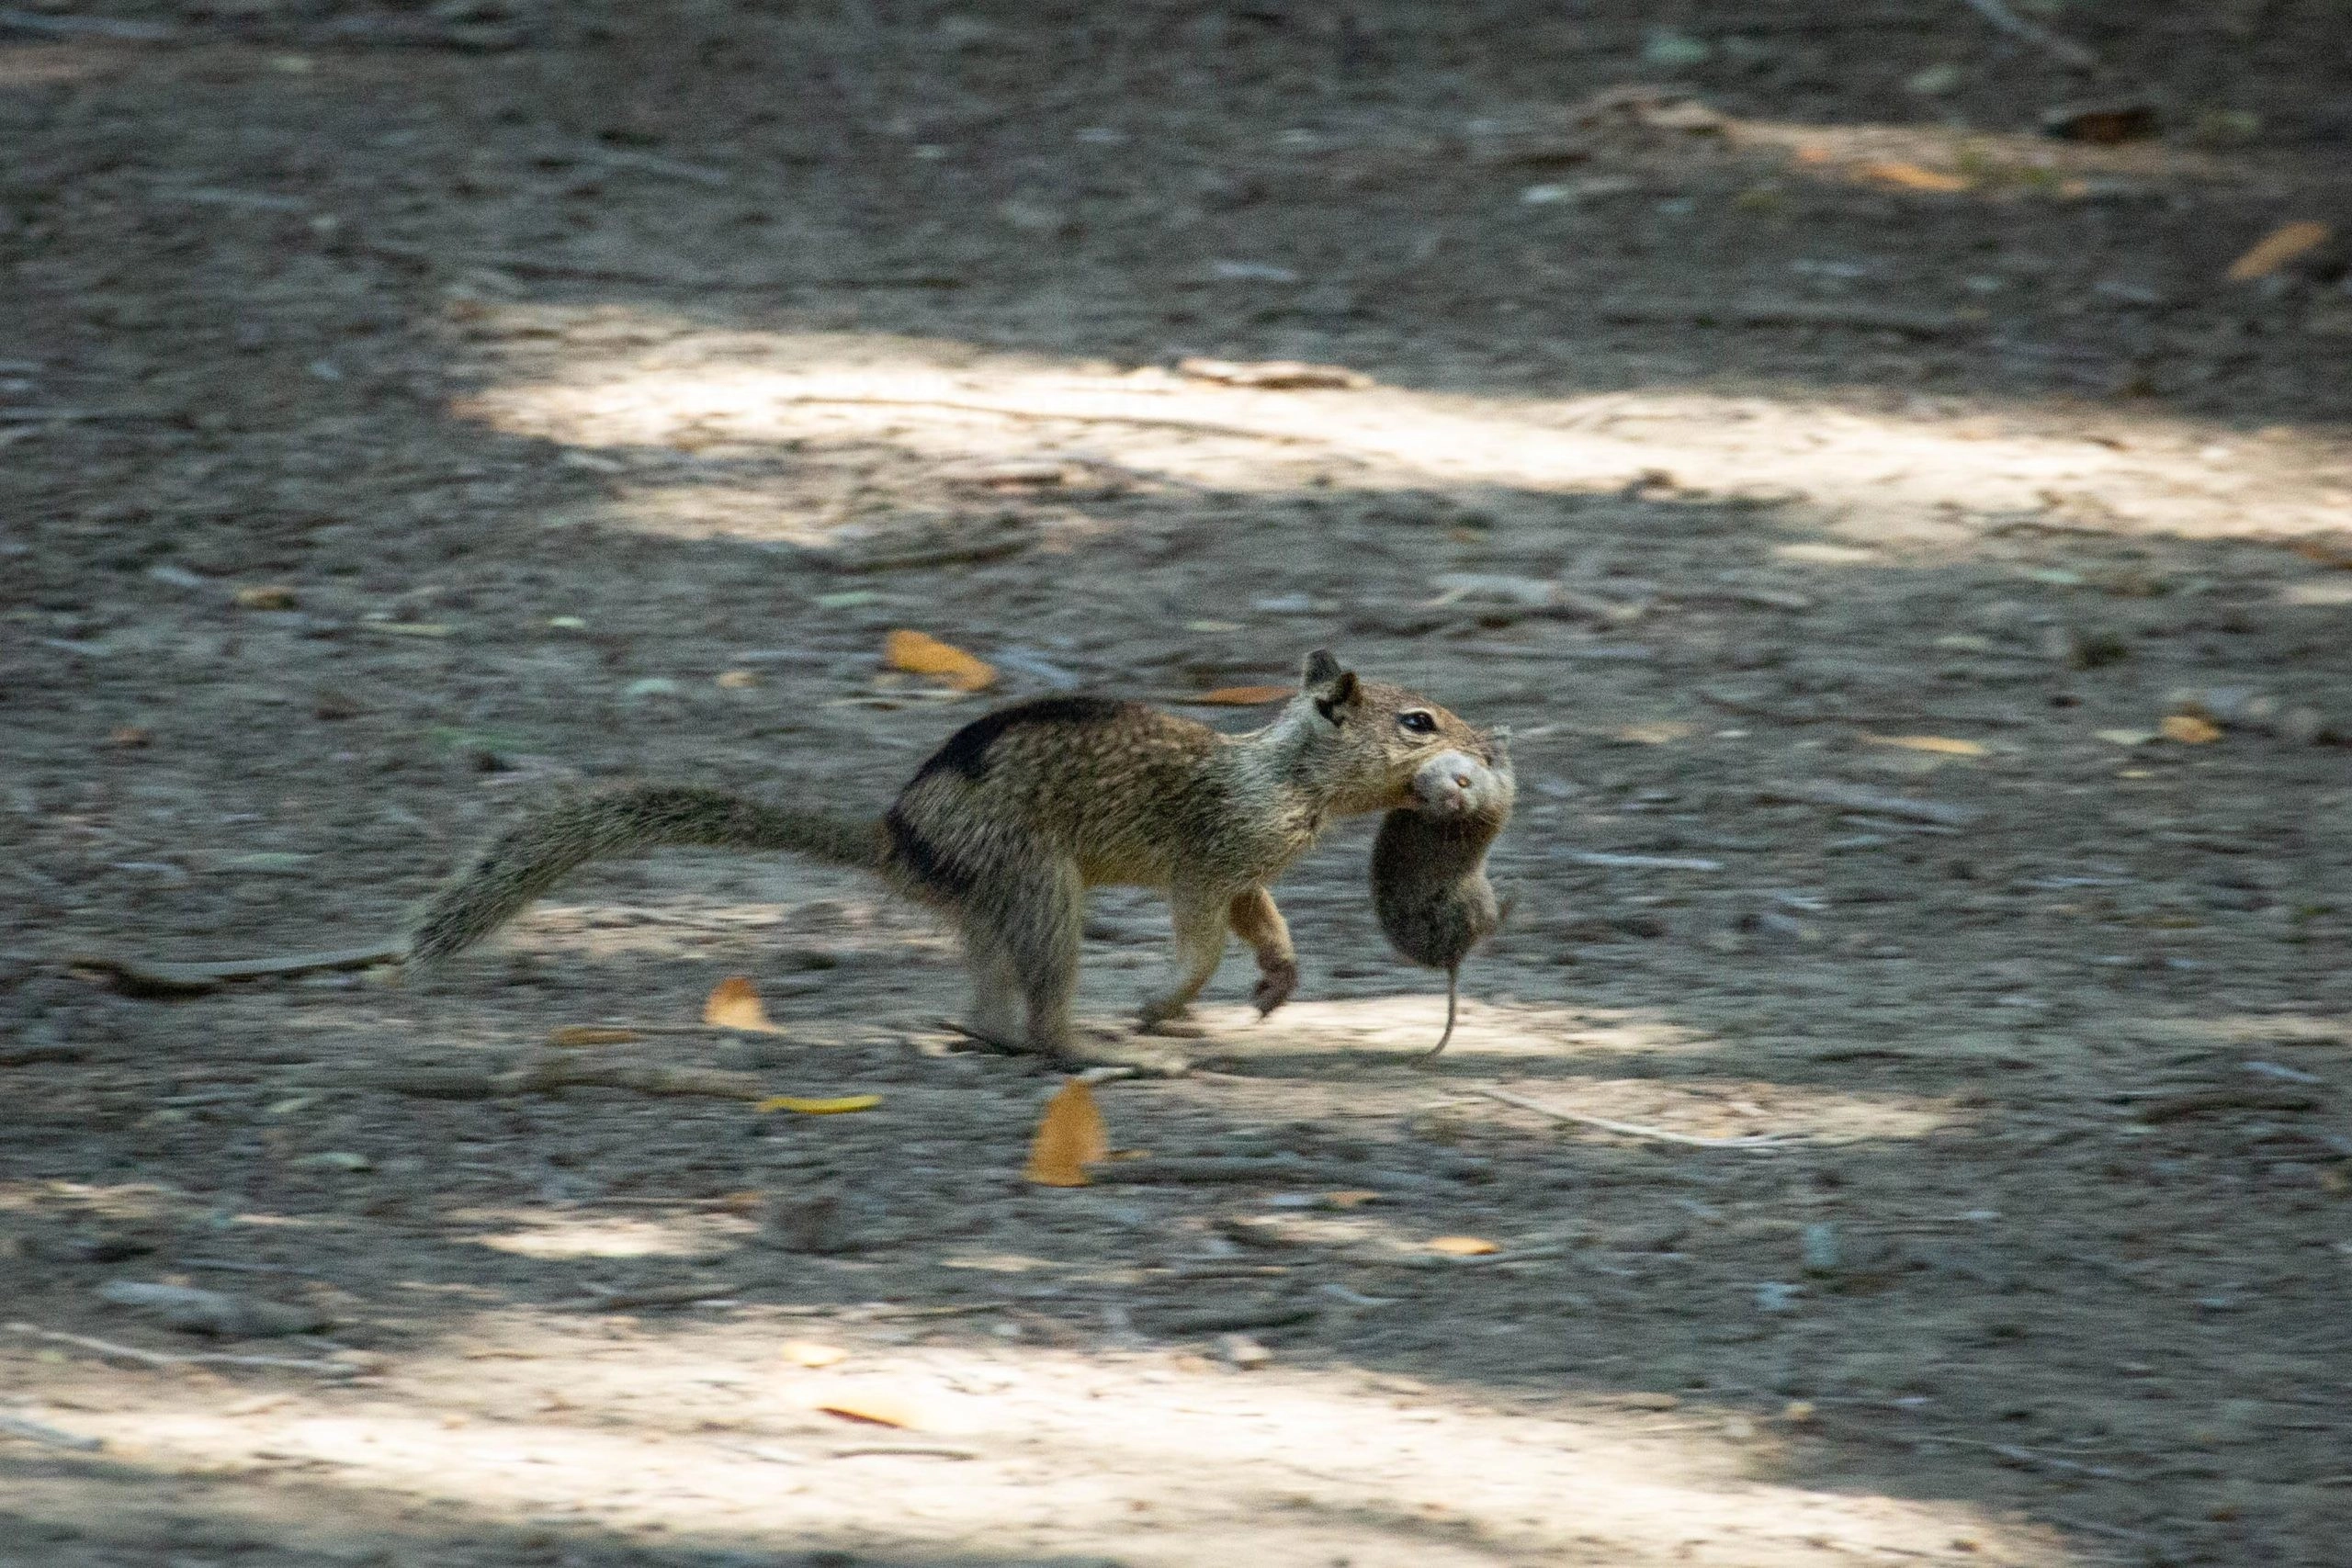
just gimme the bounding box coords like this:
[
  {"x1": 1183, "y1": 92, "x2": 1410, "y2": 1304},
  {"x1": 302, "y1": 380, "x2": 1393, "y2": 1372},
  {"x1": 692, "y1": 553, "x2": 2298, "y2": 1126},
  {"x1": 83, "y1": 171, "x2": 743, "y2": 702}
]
[
  {"x1": 1371, "y1": 733, "x2": 1514, "y2": 1059},
  {"x1": 409, "y1": 649, "x2": 1487, "y2": 1061}
]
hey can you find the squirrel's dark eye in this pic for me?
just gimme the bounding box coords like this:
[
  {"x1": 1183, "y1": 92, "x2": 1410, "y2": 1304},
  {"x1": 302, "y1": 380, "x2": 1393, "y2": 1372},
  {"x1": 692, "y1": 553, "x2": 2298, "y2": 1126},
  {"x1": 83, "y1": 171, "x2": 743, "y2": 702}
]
[{"x1": 1398, "y1": 711, "x2": 1437, "y2": 735}]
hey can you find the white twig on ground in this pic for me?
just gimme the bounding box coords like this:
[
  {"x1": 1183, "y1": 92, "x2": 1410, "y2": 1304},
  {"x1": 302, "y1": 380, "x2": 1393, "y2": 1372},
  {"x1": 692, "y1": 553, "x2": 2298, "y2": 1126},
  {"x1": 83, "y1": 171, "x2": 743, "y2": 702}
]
[
  {"x1": 0, "y1": 1411, "x2": 104, "y2": 1450},
  {"x1": 1465, "y1": 1086, "x2": 1793, "y2": 1150},
  {"x1": 1956, "y1": 0, "x2": 2100, "y2": 71},
  {"x1": 5, "y1": 1321, "x2": 361, "y2": 1376},
  {"x1": 776, "y1": 395, "x2": 1330, "y2": 446}
]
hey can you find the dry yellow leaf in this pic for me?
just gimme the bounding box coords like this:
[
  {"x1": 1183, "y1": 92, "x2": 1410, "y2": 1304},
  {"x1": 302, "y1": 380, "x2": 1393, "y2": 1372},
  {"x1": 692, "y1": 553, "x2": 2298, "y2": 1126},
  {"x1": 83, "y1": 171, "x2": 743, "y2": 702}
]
[
  {"x1": 1322, "y1": 1190, "x2": 1382, "y2": 1210},
  {"x1": 234, "y1": 584, "x2": 299, "y2": 610},
  {"x1": 548, "y1": 1026, "x2": 643, "y2": 1046},
  {"x1": 2161, "y1": 714, "x2": 2223, "y2": 744},
  {"x1": 715, "y1": 669, "x2": 758, "y2": 689},
  {"x1": 1857, "y1": 160, "x2": 1973, "y2": 194},
  {"x1": 1428, "y1": 1235, "x2": 1501, "y2": 1256},
  {"x1": 2227, "y1": 221, "x2": 2332, "y2": 282},
  {"x1": 1615, "y1": 720, "x2": 1695, "y2": 745},
  {"x1": 756, "y1": 1094, "x2": 882, "y2": 1115},
  {"x1": 815, "y1": 1392, "x2": 922, "y2": 1429},
  {"x1": 883, "y1": 629, "x2": 997, "y2": 692},
  {"x1": 1023, "y1": 1078, "x2": 1110, "y2": 1187},
  {"x1": 781, "y1": 1341, "x2": 849, "y2": 1369},
  {"x1": 1860, "y1": 733, "x2": 1987, "y2": 758},
  {"x1": 703, "y1": 975, "x2": 780, "y2": 1032},
  {"x1": 1189, "y1": 685, "x2": 1295, "y2": 705}
]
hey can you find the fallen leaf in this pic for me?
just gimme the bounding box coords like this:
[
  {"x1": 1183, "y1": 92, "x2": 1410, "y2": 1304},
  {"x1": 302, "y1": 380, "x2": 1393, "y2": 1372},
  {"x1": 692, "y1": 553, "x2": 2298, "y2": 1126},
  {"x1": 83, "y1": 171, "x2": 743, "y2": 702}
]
[
  {"x1": 1860, "y1": 733, "x2": 1986, "y2": 758},
  {"x1": 234, "y1": 584, "x2": 299, "y2": 610},
  {"x1": 2161, "y1": 715, "x2": 2223, "y2": 744},
  {"x1": 2096, "y1": 728, "x2": 2157, "y2": 747},
  {"x1": 704, "y1": 976, "x2": 781, "y2": 1032},
  {"x1": 781, "y1": 1341, "x2": 850, "y2": 1369},
  {"x1": 1615, "y1": 720, "x2": 1695, "y2": 745},
  {"x1": 2041, "y1": 102, "x2": 2159, "y2": 144},
  {"x1": 548, "y1": 1026, "x2": 643, "y2": 1046},
  {"x1": 964, "y1": 460, "x2": 1070, "y2": 487},
  {"x1": 1176, "y1": 356, "x2": 1372, "y2": 390},
  {"x1": 1321, "y1": 1190, "x2": 1382, "y2": 1210},
  {"x1": 1427, "y1": 1235, "x2": 1501, "y2": 1257},
  {"x1": 756, "y1": 1095, "x2": 883, "y2": 1115},
  {"x1": 883, "y1": 629, "x2": 997, "y2": 692},
  {"x1": 815, "y1": 1392, "x2": 922, "y2": 1429},
  {"x1": 1857, "y1": 160, "x2": 1973, "y2": 194},
  {"x1": 1184, "y1": 685, "x2": 1294, "y2": 705},
  {"x1": 2227, "y1": 221, "x2": 2332, "y2": 282},
  {"x1": 715, "y1": 669, "x2": 758, "y2": 689},
  {"x1": 1024, "y1": 1078, "x2": 1110, "y2": 1187}
]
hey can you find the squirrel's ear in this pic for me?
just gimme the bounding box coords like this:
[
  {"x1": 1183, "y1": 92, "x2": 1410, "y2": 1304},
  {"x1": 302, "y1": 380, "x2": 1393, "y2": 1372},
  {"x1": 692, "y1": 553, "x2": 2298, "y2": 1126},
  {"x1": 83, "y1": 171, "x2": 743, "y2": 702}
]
[
  {"x1": 1301, "y1": 649, "x2": 1348, "y2": 691},
  {"x1": 1312, "y1": 671, "x2": 1361, "y2": 726}
]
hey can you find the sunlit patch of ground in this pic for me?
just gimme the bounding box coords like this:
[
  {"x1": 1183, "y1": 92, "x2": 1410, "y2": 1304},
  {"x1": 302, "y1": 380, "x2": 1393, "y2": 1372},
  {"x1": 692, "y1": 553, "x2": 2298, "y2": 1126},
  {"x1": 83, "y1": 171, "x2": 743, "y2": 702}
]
[
  {"x1": 455, "y1": 327, "x2": 2352, "y2": 548},
  {"x1": 6, "y1": 1326, "x2": 2069, "y2": 1567},
  {"x1": 1175, "y1": 998, "x2": 1962, "y2": 1145}
]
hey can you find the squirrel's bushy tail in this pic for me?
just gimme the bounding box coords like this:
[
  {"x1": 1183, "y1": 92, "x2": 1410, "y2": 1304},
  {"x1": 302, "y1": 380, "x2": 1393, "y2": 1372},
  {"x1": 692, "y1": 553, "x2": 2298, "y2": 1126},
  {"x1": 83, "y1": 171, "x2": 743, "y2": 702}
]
[{"x1": 407, "y1": 785, "x2": 884, "y2": 964}]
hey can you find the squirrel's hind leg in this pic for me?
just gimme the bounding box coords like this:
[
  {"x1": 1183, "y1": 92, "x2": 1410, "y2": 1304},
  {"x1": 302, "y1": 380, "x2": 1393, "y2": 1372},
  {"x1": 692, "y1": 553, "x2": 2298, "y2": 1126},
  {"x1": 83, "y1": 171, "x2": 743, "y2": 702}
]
[
  {"x1": 959, "y1": 939, "x2": 1027, "y2": 1052},
  {"x1": 968, "y1": 859, "x2": 1084, "y2": 1060}
]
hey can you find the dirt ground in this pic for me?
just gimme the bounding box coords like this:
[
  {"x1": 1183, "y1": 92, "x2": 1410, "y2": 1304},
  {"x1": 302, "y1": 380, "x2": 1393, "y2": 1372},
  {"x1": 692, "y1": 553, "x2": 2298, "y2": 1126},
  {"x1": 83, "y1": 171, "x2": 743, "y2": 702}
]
[{"x1": 6, "y1": 4, "x2": 2352, "y2": 1566}]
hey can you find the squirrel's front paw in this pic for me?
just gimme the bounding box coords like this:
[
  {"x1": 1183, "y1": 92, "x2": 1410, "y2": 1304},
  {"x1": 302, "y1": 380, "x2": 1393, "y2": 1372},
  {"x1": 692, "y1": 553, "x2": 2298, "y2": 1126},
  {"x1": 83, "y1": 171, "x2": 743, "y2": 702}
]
[{"x1": 1250, "y1": 957, "x2": 1299, "y2": 1018}]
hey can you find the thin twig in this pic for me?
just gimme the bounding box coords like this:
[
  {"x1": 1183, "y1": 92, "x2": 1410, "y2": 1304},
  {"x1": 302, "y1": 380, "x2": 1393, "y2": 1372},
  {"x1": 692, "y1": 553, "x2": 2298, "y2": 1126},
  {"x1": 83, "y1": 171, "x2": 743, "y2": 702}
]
[
  {"x1": 830, "y1": 1442, "x2": 981, "y2": 1460},
  {"x1": 1956, "y1": 0, "x2": 2100, "y2": 70},
  {"x1": 0, "y1": 8, "x2": 177, "y2": 39},
  {"x1": 2134, "y1": 1088, "x2": 2320, "y2": 1123},
  {"x1": 356, "y1": 240, "x2": 959, "y2": 291},
  {"x1": 2043, "y1": 1514, "x2": 2164, "y2": 1546},
  {"x1": 1599, "y1": 298, "x2": 1972, "y2": 339},
  {"x1": 1464, "y1": 1085, "x2": 1793, "y2": 1150},
  {"x1": 775, "y1": 395, "x2": 1329, "y2": 446},
  {"x1": 1758, "y1": 779, "x2": 1984, "y2": 827},
  {"x1": 1697, "y1": 687, "x2": 2027, "y2": 729},
  {"x1": 570, "y1": 1280, "x2": 747, "y2": 1311},
  {"x1": 1927, "y1": 1433, "x2": 2136, "y2": 1480},
  {"x1": 65, "y1": 942, "x2": 406, "y2": 998},
  {"x1": 5, "y1": 1321, "x2": 360, "y2": 1376},
  {"x1": 177, "y1": 1259, "x2": 328, "y2": 1279},
  {"x1": 0, "y1": 1411, "x2": 104, "y2": 1451}
]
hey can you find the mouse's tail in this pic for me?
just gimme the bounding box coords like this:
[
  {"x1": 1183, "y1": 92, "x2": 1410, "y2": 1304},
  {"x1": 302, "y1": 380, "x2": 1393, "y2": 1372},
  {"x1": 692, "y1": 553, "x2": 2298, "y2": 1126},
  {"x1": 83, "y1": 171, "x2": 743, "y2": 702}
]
[{"x1": 1422, "y1": 968, "x2": 1461, "y2": 1060}]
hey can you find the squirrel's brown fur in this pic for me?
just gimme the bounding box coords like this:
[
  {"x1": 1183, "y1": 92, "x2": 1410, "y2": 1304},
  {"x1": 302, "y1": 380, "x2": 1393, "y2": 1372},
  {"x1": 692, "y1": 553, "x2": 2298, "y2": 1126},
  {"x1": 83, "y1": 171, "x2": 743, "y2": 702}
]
[
  {"x1": 1370, "y1": 732, "x2": 1514, "y2": 1059},
  {"x1": 409, "y1": 650, "x2": 1484, "y2": 1060}
]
